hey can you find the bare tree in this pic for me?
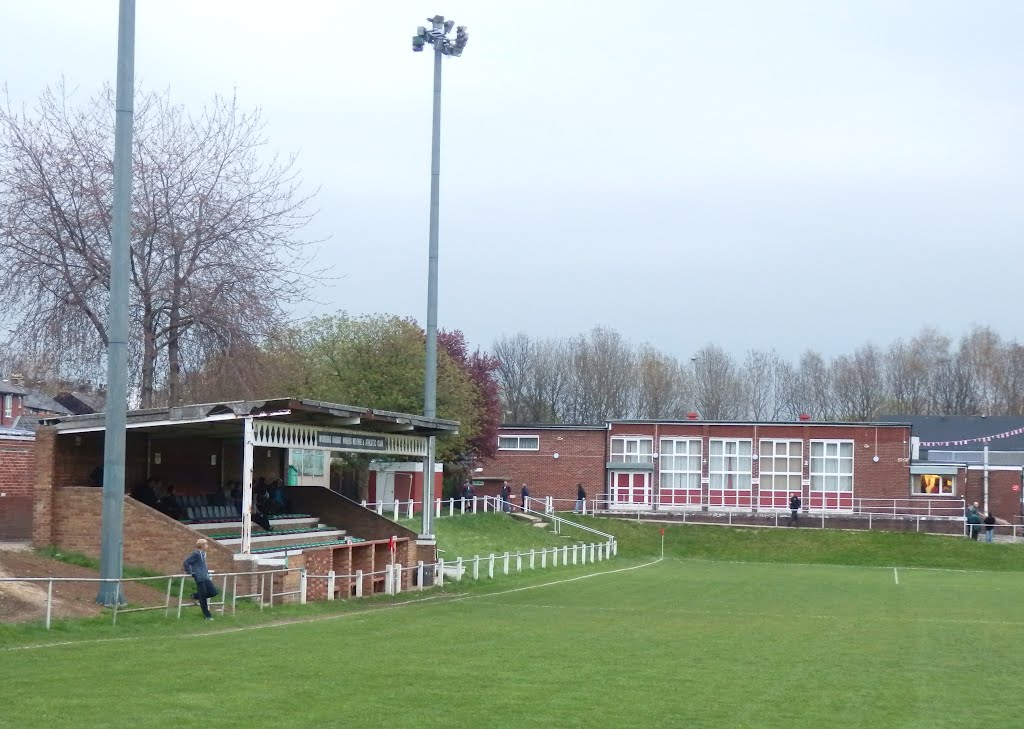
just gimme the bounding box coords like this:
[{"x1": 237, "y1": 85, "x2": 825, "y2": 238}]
[
  {"x1": 741, "y1": 349, "x2": 787, "y2": 420},
  {"x1": 692, "y1": 343, "x2": 742, "y2": 419},
  {"x1": 778, "y1": 350, "x2": 836, "y2": 420},
  {"x1": 832, "y1": 344, "x2": 885, "y2": 420},
  {"x1": 635, "y1": 345, "x2": 687, "y2": 419},
  {"x1": 565, "y1": 327, "x2": 636, "y2": 422},
  {"x1": 492, "y1": 332, "x2": 534, "y2": 422},
  {"x1": 0, "y1": 84, "x2": 319, "y2": 407}
]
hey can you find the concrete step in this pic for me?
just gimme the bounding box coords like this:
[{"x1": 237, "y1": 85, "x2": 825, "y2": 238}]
[
  {"x1": 190, "y1": 516, "x2": 320, "y2": 533},
  {"x1": 251, "y1": 537, "x2": 365, "y2": 558}
]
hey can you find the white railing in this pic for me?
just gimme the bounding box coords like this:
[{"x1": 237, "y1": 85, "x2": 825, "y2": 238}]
[
  {"x1": 361, "y1": 499, "x2": 417, "y2": 520},
  {"x1": 0, "y1": 566, "x2": 303, "y2": 630},
  {"x1": 591, "y1": 495, "x2": 966, "y2": 519},
  {"x1": 305, "y1": 539, "x2": 619, "y2": 597}
]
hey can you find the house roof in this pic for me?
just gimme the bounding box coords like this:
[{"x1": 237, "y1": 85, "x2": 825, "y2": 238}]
[
  {"x1": 0, "y1": 380, "x2": 28, "y2": 396},
  {"x1": 40, "y1": 396, "x2": 460, "y2": 439},
  {"x1": 54, "y1": 391, "x2": 105, "y2": 415},
  {"x1": 23, "y1": 392, "x2": 72, "y2": 415},
  {"x1": 0, "y1": 425, "x2": 34, "y2": 440},
  {"x1": 879, "y1": 415, "x2": 1024, "y2": 450}
]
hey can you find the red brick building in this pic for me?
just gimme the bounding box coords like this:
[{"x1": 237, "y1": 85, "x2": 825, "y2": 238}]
[
  {"x1": 0, "y1": 381, "x2": 27, "y2": 428},
  {"x1": 479, "y1": 419, "x2": 981, "y2": 520},
  {"x1": 0, "y1": 427, "x2": 34, "y2": 539}
]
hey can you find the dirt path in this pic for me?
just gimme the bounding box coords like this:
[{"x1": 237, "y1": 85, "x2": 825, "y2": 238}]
[{"x1": 0, "y1": 544, "x2": 169, "y2": 623}]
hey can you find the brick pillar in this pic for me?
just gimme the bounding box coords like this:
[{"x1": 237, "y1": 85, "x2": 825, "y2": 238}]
[{"x1": 32, "y1": 426, "x2": 57, "y2": 547}]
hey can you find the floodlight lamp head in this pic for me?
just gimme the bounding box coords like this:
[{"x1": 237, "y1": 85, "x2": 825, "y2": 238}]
[
  {"x1": 444, "y1": 19, "x2": 455, "y2": 33},
  {"x1": 412, "y1": 36, "x2": 425, "y2": 51}
]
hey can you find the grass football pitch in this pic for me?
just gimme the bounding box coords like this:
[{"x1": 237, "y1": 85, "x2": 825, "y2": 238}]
[{"x1": 4, "y1": 553, "x2": 1023, "y2": 729}]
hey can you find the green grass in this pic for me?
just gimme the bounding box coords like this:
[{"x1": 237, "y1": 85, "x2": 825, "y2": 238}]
[
  {"x1": 3, "y1": 518, "x2": 1024, "y2": 728},
  {"x1": 401, "y1": 512, "x2": 594, "y2": 559}
]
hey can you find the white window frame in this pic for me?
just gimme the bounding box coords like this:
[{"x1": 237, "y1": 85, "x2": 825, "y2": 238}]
[
  {"x1": 809, "y1": 440, "x2": 854, "y2": 492},
  {"x1": 497, "y1": 435, "x2": 540, "y2": 451},
  {"x1": 659, "y1": 438, "x2": 702, "y2": 491},
  {"x1": 2, "y1": 394, "x2": 11, "y2": 418},
  {"x1": 757, "y1": 439, "x2": 803, "y2": 494},
  {"x1": 611, "y1": 436, "x2": 654, "y2": 464},
  {"x1": 291, "y1": 448, "x2": 325, "y2": 478},
  {"x1": 912, "y1": 473, "x2": 956, "y2": 496},
  {"x1": 709, "y1": 439, "x2": 752, "y2": 490}
]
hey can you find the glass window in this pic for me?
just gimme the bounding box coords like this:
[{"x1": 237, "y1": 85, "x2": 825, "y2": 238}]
[
  {"x1": 498, "y1": 436, "x2": 540, "y2": 451},
  {"x1": 809, "y1": 440, "x2": 853, "y2": 492},
  {"x1": 758, "y1": 439, "x2": 802, "y2": 492},
  {"x1": 611, "y1": 437, "x2": 654, "y2": 464},
  {"x1": 659, "y1": 438, "x2": 702, "y2": 490},
  {"x1": 709, "y1": 439, "x2": 752, "y2": 490},
  {"x1": 2, "y1": 394, "x2": 10, "y2": 418},
  {"x1": 914, "y1": 474, "x2": 955, "y2": 495},
  {"x1": 291, "y1": 449, "x2": 325, "y2": 478}
]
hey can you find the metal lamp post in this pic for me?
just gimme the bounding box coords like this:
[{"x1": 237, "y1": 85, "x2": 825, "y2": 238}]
[
  {"x1": 96, "y1": 0, "x2": 136, "y2": 606},
  {"x1": 412, "y1": 16, "x2": 468, "y2": 542}
]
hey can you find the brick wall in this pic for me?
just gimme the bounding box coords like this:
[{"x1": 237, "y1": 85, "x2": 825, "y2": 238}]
[
  {"x1": 46, "y1": 487, "x2": 241, "y2": 575},
  {"x1": 0, "y1": 435, "x2": 34, "y2": 539},
  {"x1": 481, "y1": 428, "x2": 607, "y2": 504},
  {"x1": 962, "y1": 467, "x2": 1021, "y2": 522}
]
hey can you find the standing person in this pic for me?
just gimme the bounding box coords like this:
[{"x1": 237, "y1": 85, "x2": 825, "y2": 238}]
[
  {"x1": 788, "y1": 493, "x2": 802, "y2": 527},
  {"x1": 500, "y1": 481, "x2": 511, "y2": 512},
  {"x1": 574, "y1": 483, "x2": 586, "y2": 514},
  {"x1": 182, "y1": 539, "x2": 218, "y2": 621},
  {"x1": 966, "y1": 503, "x2": 982, "y2": 540},
  {"x1": 520, "y1": 483, "x2": 530, "y2": 512},
  {"x1": 983, "y1": 511, "x2": 996, "y2": 543}
]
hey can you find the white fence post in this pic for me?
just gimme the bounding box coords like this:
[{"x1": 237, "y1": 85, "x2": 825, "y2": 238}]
[
  {"x1": 437, "y1": 560, "x2": 445, "y2": 588},
  {"x1": 473, "y1": 555, "x2": 480, "y2": 580},
  {"x1": 407, "y1": 500, "x2": 414, "y2": 519},
  {"x1": 393, "y1": 501, "x2": 399, "y2": 520},
  {"x1": 590, "y1": 544, "x2": 596, "y2": 563},
  {"x1": 572, "y1": 545, "x2": 578, "y2": 565},
  {"x1": 355, "y1": 570, "x2": 363, "y2": 598},
  {"x1": 456, "y1": 557, "x2": 464, "y2": 582},
  {"x1": 516, "y1": 552, "x2": 522, "y2": 572},
  {"x1": 327, "y1": 570, "x2": 336, "y2": 601},
  {"x1": 529, "y1": 549, "x2": 535, "y2": 569},
  {"x1": 503, "y1": 552, "x2": 510, "y2": 575},
  {"x1": 562, "y1": 545, "x2": 568, "y2": 565},
  {"x1": 546, "y1": 496, "x2": 553, "y2": 513},
  {"x1": 384, "y1": 565, "x2": 393, "y2": 595},
  {"x1": 300, "y1": 568, "x2": 307, "y2": 604},
  {"x1": 394, "y1": 564, "x2": 403, "y2": 594},
  {"x1": 416, "y1": 561, "x2": 424, "y2": 590},
  {"x1": 361, "y1": 499, "x2": 367, "y2": 509},
  {"x1": 541, "y1": 549, "x2": 548, "y2": 569},
  {"x1": 473, "y1": 497, "x2": 479, "y2": 514},
  {"x1": 553, "y1": 547, "x2": 559, "y2": 567},
  {"x1": 488, "y1": 554, "x2": 495, "y2": 579},
  {"x1": 45, "y1": 579, "x2": 53, "y2": 629}
]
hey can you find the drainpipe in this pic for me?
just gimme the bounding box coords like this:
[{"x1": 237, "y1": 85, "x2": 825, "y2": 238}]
[{"x1": 983, "y1": 445, "x2": 989, "y2": 514}]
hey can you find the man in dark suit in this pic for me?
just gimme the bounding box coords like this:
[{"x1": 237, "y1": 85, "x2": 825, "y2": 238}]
[
  {"x1": 788, "y1": 493, "x2": 802, "y2": 527},
  {"x1": 183, "y1": 538, "x2": 218, "y2": 620}
]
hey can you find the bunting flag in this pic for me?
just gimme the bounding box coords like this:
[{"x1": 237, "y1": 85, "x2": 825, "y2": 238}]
[{"x1": 920, "y1": 426, "x2": 1024, "y2": 448}]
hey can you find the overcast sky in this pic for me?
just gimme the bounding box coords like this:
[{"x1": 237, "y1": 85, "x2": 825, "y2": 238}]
[{"x1": 3, "y1": 1, "x2": 1022, "y2": 362}]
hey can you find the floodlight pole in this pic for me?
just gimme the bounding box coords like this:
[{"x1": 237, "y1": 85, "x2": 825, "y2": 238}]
[
  {"x1": 420, "y1": 36, "x2": 443, "y2": 543},
  {"x1": 97, "y1": 0, "x2": 136, "y2": 606},
  {"x1": 413, "y1": 15, "x2": 467, "y2": 543}
]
